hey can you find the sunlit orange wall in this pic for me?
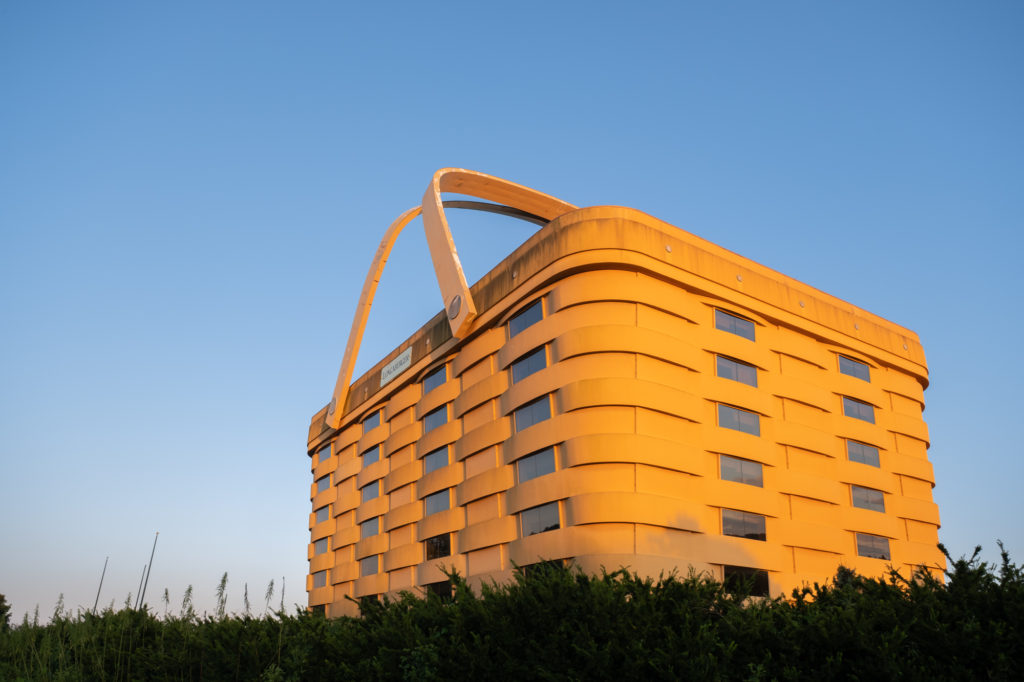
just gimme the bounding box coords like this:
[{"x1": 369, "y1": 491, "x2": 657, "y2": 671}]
[{"x1": 306, "y1": 206, "x2": 941, "y2": 617}]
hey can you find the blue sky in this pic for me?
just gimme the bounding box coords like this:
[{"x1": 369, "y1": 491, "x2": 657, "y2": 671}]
[{"x1": 2, "y1": 1, "x2": 1021, "y2": 620}]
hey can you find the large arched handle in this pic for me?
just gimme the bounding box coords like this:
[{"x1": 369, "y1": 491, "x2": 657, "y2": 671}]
[{"x1": 326, "y1": 169, "x2": 575, "y2": 428}]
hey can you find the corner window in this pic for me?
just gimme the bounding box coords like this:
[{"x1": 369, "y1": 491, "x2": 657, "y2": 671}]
[
  {"x1": 359, "y1": 555, "x2": 379, "y2": 577},
  {"x1": 839, "y1": 356, "x2": 871, "y2": 382},
  {"x1": 316, "y1": 445, "x2": 331, "y2": 466},
  {"x1": 718, "y1": 404, "x2": 761, "y2": 436},
  {"x1": 720, "y1": 455, "x2": 763, "y2": 487},
  {"x1": 508, "y1": 299, "x2": 543, "y2": 338},
  {"x1": 312, "y1": 570, "x2": 328, "y2": 588},
  {"x1": 716, "y1": 355, "x2": 758, "y2": 387},
  {"x1": 424, "y1": 489, "x2": 450, "y2": 516},
  {"x1": 517, "y1": 447, "x2": 556, "y2": 483},
  {"x1": 521, "y1": 501, "x2": 560, "y2": 536},
  {"x1": 715, "y1": 309, "x2": 755, "y2": 341},
  {"x1": 856, "y1": 533, "x2": 891, "y2": 560},
  {"x1": 425, "y1": 533, "x2": 451, "y2": 560},
  {"x1": 514, "y1": 396, "x2": 551, "y2": 432},
  {"x1": 722, "y1": 509, "x2": 766, "y2": 541},
  {"x1": 511, "y1": 346, "x2": 547, "y2": 384},
  {"x1": 424, "y1": 404, "x2": 449, "y2": 433},
  {"x1": 312, "y1": 538, "x2": 328, "y2": 555},
  {"x1": 360, "y1": 516, "x2": 380, "y2": 539},
  {"x1": 362, "y1": 445, "x2": 380, "y2": 466},
  {"x1": 314, "y1": 506, "x2": 330, "y2": 524},
  {"x1": 842, "y1": 396, "x2": 875, "y2": 424},
  {"x1": 723, "y1": 565, "x2": 770, "y2": 597},
  {"x1": 847, "y1": 440, "x2": 881, "y2": 467},
  {"x1": 851, "y1": 485, "x2": 885, "y2": 512},
  {"x1": 423, "y1": 365, "x2": 447, "y2": 394},
  {"x1": 315, "y1": 475, "x2": 331, "y2": 494},
  {"x1": 361, "y1": 479, "x2": 381, "y2": 503},
  {"x1": 423, "y1": 446, "x2": 449, "y2": 474},
  {"x1": 362, "y1": 409, "x2": 382, "y2": 431}
]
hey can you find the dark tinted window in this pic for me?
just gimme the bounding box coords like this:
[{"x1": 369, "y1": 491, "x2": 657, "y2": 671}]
[
  {"x1": 518, "y1": 447, "x2": 556, "y2": 483},
  {"x1": 424, "y1": 404, "x2": 448, "y2": 433},
  {"x1": 521, "y1": 501, "x2": 560, "y2": 536},
  {"x1": 718, "y1": 404, "x2": 761, "y2": 436},
  {"x1": 839, "y1": 356, "x2": 871, "y2": 382},
  {"x1": 359, "y1": 555, "x2": 379, "y2": 576},
  {"x1": 511, "y1": 347, "x2": 547, "y2": 383},
  {"x1": 424, "y1": 489, "x2": 450, "y2": 516},
  {"x1": 425, "y1": 534, "x2": 451, "y2": 560},
  {"x1": 314, "y1": 506, "x2": 330, "y2": 524},
  {"x1": 313, "y1": 538, "x2": 328, "y2": 555},
  {"x1": 360, "y1": 517, "x2": 379, "y2": 538},
  {"x1": 362, "y1": 410, "x2": 382, "y2": 431},
  {"x1": 423, "y1": 447, "x2": 448, "y2": 474},
  {"x1": 362, "y1": 445, "x2": 380, "y2": 466},
  {"x1": 717, "y1": 355, "x2": 758, "y2": 387},
  {"x1": 847, "y1": 440, "x2": 881, "y2": 467},
  {"x1": 715, "y1": 309, "x2": 755, "y2": 340},
  {"x1": 851, "y1": 485, "x2": 885, "y2": 512},
  {"x1": 423, "y1": 365, "x2": 447, "y2": 394},
  {"x1": 720, "y1": 455, "x2": 763, "y2": 487},
  {"x1": 856, "y1": 533, "x2": 891, "y2": 559},
  {"x1": 722, "y1": 509, "x2": 767, "y2": 541},
  {"x1": 361, "y1": 480, "x2": 380, "y2": 502},
  {"x1": 842, "y1": 396, "x2": 875, "y2": 424},
  {"x1": 315, "y1": 475, "x2": 330, "y2": 494},
  {"x1": 312, "y1": 570, "x2": 327, "y2": 588},
  {"x1": 424, "y1": 580, "x2": 453, "y2": 600},
  {"x1": 509, "y1": 300, "x2": 543, "y2": 337},
  {"x1": 514, "y1": 396, "x2": 551, "y2": 432},
  {"x1": 723, "y1": 565, "x2": 770, "y2": 597}
]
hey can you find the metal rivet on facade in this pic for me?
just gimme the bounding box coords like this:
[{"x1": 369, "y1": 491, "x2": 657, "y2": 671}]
[
  {"x1": 736, "y1": 275, "x2": 743, "y2": 282},
  {"x1": 665, "y1": 245, "x2": 672, "y2": 253},
  {"x1": 799, "y1": 300, "x2": 805, "y2": 308},
  {"x1": 512, "y1": 270, "x2": 518, "y2": 279},
  {"x1": 855, "y1": 324, "x2": 860, "y2": 330},
  {"x1": 903, "y1": 343, "x2": 909, "y2": 350}
]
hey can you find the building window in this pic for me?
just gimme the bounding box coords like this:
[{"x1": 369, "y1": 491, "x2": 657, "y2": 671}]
[
  {"x1": 423, "y1": 446, "x2": 449, "y2": 474},
  {"x1": 316, "y1": 445, "x2": 331, "y2": 466},
  {"x1": 517, "y1": 447, "x2": 556, "y2": 483},
  {"x1": 424, "y1": 404, "x2": 448, "y2": 433},
  {"x1": 315, "y1": 475, "x2": 331, "y2": 494},
  {"x1": 314, "y1": 506, "x2": 330, "y2": 524},
  {"x1": 424, "y1": 580, "x2": 453, "y2": 600},
  {"x1": 521, "y1": 501, "x2": 560, "y2": 536},
  {"x1": 722, "y1": 509, "x2": 767, "y2": 541},
  {"x1": 842, "y1": 396, "x2": 875, "y2": 424},
  {"x1": 313, "y1": 538, "x2": 328, "y2": 555},
  {"x1": 851, "y1": 485, "x2": 885, "y2": 512},
  {"x1": 847, "y1": 440, "x2": 881, "y2": 467},
  {"x1": 715, "y1": 309, "x2": 755, "y2": 341},
  {"x1": 362, "y1": 409, "x2": 382, "y2": 431},
  {"x1": 508, "y1": 299, "x2": 543, "y2": 337},
  {"x1": 514, "y1": 396, "x2": 551, "y2": 432},
  {"x1": 359, "y1": 555, "x2": 379, "y2": 577},
  {"x1": 361, "y1": 479, "x2": 380, "y2": 503},
  {"x1": 423, "y1": 365, "x2": 447, "y2": 394},
  {"x1": 718, "y1": 404, "x2": 761, "y2": 436},
  {"x1": 839, "y1": 356, "x2": 871, "y2": 382},
  {"x1": 856, "y1": 533, "x2": 891, "y2": 560},
  {"x1": 360, "y1": 516, "x2": 380, "y2": 539},
  {"x1": 723, "y1": 565, "x2": 770, "y2": 597},
  {"x1": 425, "y1": 533, "x2": 451, "y2": 560},
  {"x1": 424, "y1": 489, "x2": 450, "y2": 516},
  {"x1": 511, "y1": 347, "x2": 547, "y2": 383},
  {"x1": 720, "y1": 455, "x2": 763, "y2": 487},
  {"x1": 362, "y1": 444, "x2": 380, "y2": 466},
  {"x1": 716, "y1": 355, "x2": 758, "y2": 387},
  {"x1": 312, "y1": 570, "x2": 327, "y2": 588}
]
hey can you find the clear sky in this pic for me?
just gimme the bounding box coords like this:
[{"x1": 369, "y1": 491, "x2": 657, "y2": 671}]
[{"x1": 2, "y1": 1, "x2": 1022, "y2": 621}]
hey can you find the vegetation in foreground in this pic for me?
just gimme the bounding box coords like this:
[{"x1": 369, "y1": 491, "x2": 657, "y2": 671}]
[{"x1": 1, "y1": 544, "x2": 1022, "y2": 681}]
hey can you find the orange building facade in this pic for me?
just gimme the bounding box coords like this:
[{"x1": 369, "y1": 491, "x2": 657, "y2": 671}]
[{"x1": 306, "y1": 170, "x2": 941, "y2": 616}]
